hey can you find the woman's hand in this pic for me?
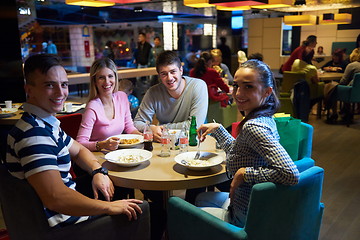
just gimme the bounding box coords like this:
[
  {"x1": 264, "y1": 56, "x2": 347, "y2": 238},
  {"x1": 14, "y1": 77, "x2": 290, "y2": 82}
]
[
  {"x1": 197, "y1": 123, "x2": 220, "y2": 142},
  {"x1": 229, "y1": 168, "x2": 246, "y2": 203},
  {"x1": 92, "y1": 174, "x2": 115, "y2": 201},
  {"x1": 99, "y1": 137, "x2": 120, "y2": 151}
]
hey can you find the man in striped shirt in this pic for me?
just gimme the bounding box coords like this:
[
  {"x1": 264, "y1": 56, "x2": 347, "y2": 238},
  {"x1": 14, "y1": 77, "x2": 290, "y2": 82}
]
[{"x1": 5, "y1": 54, "x2": 142, "y2": 229}]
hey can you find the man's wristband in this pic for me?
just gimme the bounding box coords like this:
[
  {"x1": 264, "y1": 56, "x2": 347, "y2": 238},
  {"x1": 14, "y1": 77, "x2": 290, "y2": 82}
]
[{"x1": 91, "y1": 167, "x2": 108, "y2": 177}]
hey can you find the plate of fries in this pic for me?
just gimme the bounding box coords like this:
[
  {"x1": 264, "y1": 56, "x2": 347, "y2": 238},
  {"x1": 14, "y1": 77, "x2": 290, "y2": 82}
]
[{"x1": 109, "y1": 134, "x2": 144, "y2": 148}]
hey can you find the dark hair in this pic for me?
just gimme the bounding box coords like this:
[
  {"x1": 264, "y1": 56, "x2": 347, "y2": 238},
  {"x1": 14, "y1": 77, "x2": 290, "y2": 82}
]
[
  {"x1": 156, "y1": 50, "x2": 182, "y2": 72},
  {"x1": 154, "y1": 36, "x2": 161, "y2": 41},
  {"x1": 24, "y1": 54, "x2": 62, "y2": 85},
  {"x1": 237, "y1": 59, "x2": 280, "y2": 131},
  {"x1": 193, "y1": 51, "x2": 211, "y2": 78},
  {"x1": 332, "y1": 48, "x2": 345, "y2": 63},
  {"x1": 302, "y1": 35, "x2": 317, "y2": 47},
  {"x1": 139, "y1": 32, "x2": 146, "y2": 37},
  {"x1": 248, "y1": 52, "x2": 264, "y2": 61},
  {"x1": 356, "y1": 33, "x2": 360, "y2": 48}
]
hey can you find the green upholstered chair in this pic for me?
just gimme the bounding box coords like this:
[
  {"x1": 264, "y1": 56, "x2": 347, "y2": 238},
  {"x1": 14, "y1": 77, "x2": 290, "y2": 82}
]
[
  {"x1": 231, "y1": 120, "x2": 314, "y2": 169},
  {"x1": 0, "y1": 164, "x2": 150, "y2": 240},
  {"x1": 336, "y1": 73, "x2": 360, "y2": 127},
  {"x1": 207, "y1": 100, "x2": 238, "y2": 128},
  {"x1": 167, "y1": 166, "x2": 325, "y2": 240}
]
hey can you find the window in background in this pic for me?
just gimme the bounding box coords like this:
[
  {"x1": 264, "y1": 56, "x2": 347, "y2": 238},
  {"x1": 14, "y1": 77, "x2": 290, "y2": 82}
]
[{"x1": 282, "y1": 23, "x2": 292, "y2": 55}]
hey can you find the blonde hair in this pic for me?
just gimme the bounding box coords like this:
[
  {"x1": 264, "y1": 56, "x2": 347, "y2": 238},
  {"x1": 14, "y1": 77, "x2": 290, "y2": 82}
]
[
  {"x1": 88, "y1": 58, "x2": 119, "y2": 102},
  {"x1": 237, "y1": 50, "x2": 247, "y2": 64},
  {"x1": 210, "y1": 49, "x2": 223, "y2": 63},
  {"x1": 349, "y1": 48, "x2": 360, "y2": 62}
]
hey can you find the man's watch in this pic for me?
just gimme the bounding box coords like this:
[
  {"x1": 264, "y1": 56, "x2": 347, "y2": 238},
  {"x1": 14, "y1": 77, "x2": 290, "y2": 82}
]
[{"x1": 91, "y1": 167, "x2": 108, "y2": 177}]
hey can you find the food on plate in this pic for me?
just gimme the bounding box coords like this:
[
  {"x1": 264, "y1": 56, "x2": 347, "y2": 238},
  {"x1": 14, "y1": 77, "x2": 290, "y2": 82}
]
[
  {"x1": 120, "y1": 138, "x2": 140, "y2": 145},
  {"x1": 116, "y1": 154, "x2": 144, "y2": 163},
  {"x1": 0, "y1": 108, "x2": 13, "y2": 114},
  {"x1": 184, "y1": 158, "x2": 211, "y2": 167}
]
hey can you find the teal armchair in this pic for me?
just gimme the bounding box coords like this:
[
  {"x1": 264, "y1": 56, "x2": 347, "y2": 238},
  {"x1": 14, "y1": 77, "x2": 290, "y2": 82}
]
[
  {"x1": 167, "y1": 166, "x2": 325, "y2": 240},
  {"x1": 336, "y1": 73, "x2": 360, "y2": 127}
]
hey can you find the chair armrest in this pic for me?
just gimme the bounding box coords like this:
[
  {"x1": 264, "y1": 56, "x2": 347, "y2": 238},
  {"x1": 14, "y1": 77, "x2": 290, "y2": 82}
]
[
  {"x1": 294, "y1": 158, "x2": 315, "y2": 172},
  {"x1": 336, "y1": 85, "x2": 351, "y2": 102},
  {"x1": 167, "y1": 197, "x2": 246, "y2": 240}
]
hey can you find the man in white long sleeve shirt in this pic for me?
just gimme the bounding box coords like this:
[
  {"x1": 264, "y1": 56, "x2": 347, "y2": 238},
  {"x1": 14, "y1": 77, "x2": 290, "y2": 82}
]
[{"x1": 134, "y1": 50, "x2": 208, "y2": 142}]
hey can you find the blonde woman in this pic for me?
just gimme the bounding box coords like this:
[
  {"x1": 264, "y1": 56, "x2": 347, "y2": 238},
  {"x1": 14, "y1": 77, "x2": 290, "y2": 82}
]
[
  {"x1": 77, "y1": 58, "x2": 141, "y2": 151},
  {"x1": 210, "y1": 49, "x2": 233, "y2": 85}
]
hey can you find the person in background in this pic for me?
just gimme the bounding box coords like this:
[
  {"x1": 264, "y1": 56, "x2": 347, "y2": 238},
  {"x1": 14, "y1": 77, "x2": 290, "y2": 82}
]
[
  {"x1": 119, "y1": 79, "x2": 139, "y2": 118},
  {"x1": 237, "y1": 50, "x2": 247, "y2": 66},
  {"x1": 5, "y1": 54, "x2": 142, "y2": 231},
  {"x1": 47, "y1": 40, "x2": 57, "y2": 55},
  {"x1": 217, "y1": 37, "x2": 232, "y2": 68},
  {"x1": 248, "y1": 52, "x2": 264, "y2": 61},
  {"x1": 356, "y1": 34, "x2": 360, "y2": 49},
  {"x1": 77, "y1": 58, "x2": 141, "y2": 152},
  {"x1": 134, "y1": 32, "x2": 153, "y2": 69},
  {"x1": 281, "y1": 35, "x2": 317, "y2": 73},
  {"x1": 149, "y1": 36, "x2": 164, "y2": 86},
  {"x1": 103, "y1": 40, "x2": 115, "y2": 61},
  {"x1": 316, "y1": 46, "x2": 326, "y2": 56},
  {"x1": 190, "y1": 51, "x2": 230, "y2": 107},
  {"x1": 134, "y1": 50, "x2": 208, "y2": 142},
  {"x1": 325, "y1": 48, "x2": 360, "y2": 123},
  {"x1": 210, "y1": 48, "x2": 234, "y2": 85},
  {"x1": 195, "y1": 59, "x2": 299, "y2": 228},
  {"x1": 41, "y1": 41, "x2": 48, "y2": 53},
  {"x1": 151, "y1": 36, "x2": 164, "y2": 65},
  {"x1": 322, "y1": 48, "x2": 349, "y2": 73}
]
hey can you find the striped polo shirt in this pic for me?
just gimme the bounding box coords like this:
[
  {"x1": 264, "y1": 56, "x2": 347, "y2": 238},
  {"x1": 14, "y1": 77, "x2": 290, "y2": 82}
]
[{"x1": 6, "y1": 103, "x2": 89, "y2": 228}]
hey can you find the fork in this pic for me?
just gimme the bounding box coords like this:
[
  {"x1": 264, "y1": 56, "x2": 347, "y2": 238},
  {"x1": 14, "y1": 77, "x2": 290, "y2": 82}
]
[{"x1": 194, "y1": 130, "x2": 202, "y2": 160}]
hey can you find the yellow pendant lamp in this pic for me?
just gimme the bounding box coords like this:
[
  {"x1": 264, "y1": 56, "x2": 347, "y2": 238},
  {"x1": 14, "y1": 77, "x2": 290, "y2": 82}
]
[
  {"x1": 183, "y1": 0, "x2": 215, "y2": 8},
  {"x1": 284, "y1": 15, "x2": 317, "y2": 26},
  {"x1": 65, "y1": 0, "x2": 115, "y2": 7},
  {"x1": 319, "y1": 13, "x2": 352, "y2": 25}
]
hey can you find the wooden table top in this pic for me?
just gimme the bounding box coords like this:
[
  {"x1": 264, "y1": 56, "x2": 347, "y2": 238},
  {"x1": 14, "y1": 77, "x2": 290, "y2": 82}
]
[
  {"x1": 318, "y1": 72, "x2": 343, "y2": 82},
  {"x1": 95, "y1": 136, "x2": 228, "y2": 191}
]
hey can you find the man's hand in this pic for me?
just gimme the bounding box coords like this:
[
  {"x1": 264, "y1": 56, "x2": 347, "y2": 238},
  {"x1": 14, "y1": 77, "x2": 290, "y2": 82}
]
[
  {"x1": 92, "y1": 174, "x2": 115, "y2": 201},
  {"x1": 151, "y1": 125, "x2": 164, "y2": 142},
  {"x1": 107, "y1": 199, "x2": 143, "y2": 220},
  {"x1": 229, "y1": 168, "x2": 246, "y2": 203}
]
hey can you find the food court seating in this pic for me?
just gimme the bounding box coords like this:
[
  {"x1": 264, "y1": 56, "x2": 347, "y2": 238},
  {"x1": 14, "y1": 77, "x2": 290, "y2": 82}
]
[
  {"x1": 0, "y1": 164, "x2": 150, "y2": 240},
  {"x1": 278, "y1": 71, "x2": 324, "y2": 121},
  {"x1": 336, "y1": 73, "x2": 360, "y2": 127},
  {"x1": 167, "y1": 166, "x2": 325, "y2": 240}
]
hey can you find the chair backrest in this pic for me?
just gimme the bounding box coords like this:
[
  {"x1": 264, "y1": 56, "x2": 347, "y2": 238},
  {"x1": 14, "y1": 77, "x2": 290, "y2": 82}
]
[
  {"x1": 350, "y1": 73, "x2": 360, "y2": 102},
  {"x1": 56, "y1": 113, "x2": 82, "y2": 139},
  {"x1": 244, "y1": 166, "x2": 324, "y2": 240},
  {"x1": 0, "y1": 164, "x2": 51, "y2": 240},
  {"x1": 231, "y1": 121, "x2": 313, "y2": 161},
  {"x1": 281, "y1": 71, "x2": 306, "y2": 93}
]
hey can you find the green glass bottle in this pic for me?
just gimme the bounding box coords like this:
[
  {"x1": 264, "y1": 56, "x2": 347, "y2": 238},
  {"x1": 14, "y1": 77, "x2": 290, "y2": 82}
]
[{"x1": 189, "y1": 116, "x2": 198, "y2": 146}]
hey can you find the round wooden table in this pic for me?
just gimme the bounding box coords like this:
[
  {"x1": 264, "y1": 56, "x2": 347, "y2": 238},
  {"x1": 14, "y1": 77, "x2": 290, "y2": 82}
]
[{"x1": 94, "y1": 136, "x2": 228, "y2": 192}]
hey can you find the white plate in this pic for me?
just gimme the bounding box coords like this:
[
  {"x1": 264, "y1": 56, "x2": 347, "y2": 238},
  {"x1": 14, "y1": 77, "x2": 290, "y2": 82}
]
[
  {"x1": 109, "y1": 134, "x2": 144, "y2": 148},
  {"x1": 0, "y1": 108, "x2": 17, "y2": 118},
  {"x1": 105, "y1": 149, "x2": 152, "y2": 167},
  {"x1": 174, "y1": 151, "x2": 224, "y2": 171}
]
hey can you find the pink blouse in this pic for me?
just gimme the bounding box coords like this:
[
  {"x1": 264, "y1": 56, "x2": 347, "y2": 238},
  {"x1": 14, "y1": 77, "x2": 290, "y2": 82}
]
[{"x1": 76, "y1": 91, "x2": 137, "y2": 151}]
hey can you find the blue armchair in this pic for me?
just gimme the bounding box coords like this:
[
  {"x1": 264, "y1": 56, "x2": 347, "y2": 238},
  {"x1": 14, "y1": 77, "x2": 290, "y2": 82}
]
[
  {"x1": 167, "y1": 166, "x2": 325, "y2": 240},
  {"x1": 336, "y1": 73, "x2": 360, "y2": 127}
]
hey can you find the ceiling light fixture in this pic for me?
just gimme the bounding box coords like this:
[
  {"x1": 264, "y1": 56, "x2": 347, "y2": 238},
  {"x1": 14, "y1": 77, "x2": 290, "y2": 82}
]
[
  {"x1": 251, "y1": 0, "x2": 292, "y2": 9},
  {"x1": 209, "y1": 0, "x2": 268, "y2": 7},
  {"x1": 319, "y1": 13, "x2": 352, "y2": 25},
  {"x1": 107, "y1": 0, "x2": 150, "y2": 3},
  {"x1": 284, "y1": 15, "x2": 317, "y2": 26},
  {"x1": 216, "y1": 5, "x2": 251, "y2": 11},
  {"x1": 294, "y1": 0, "x2": 306, "y2": 5},
  {"x1": 65, "y1": 0, "x2": 115, "y2": 7},
  {"x1": 183, "y1": 0, "x2": 215, "y2": 8}
]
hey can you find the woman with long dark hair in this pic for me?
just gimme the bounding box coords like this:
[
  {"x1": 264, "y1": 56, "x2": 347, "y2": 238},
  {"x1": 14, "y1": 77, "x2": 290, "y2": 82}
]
[
  {"x1": 190, "y1": 51, "x2": 230, "y2": 107},
  {"x1": 195, "y1": 60, "x2": 300, "y2": 227}
]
